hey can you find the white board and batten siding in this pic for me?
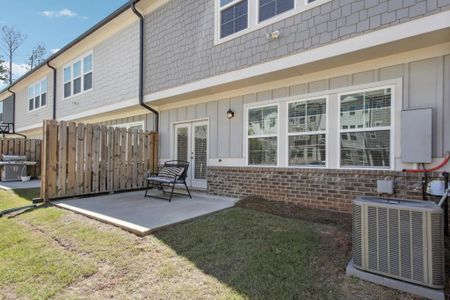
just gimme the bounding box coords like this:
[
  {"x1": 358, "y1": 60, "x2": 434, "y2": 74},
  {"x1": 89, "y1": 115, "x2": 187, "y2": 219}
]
[{"x1": 157, "y1": 54, "x2": 450, "y2": 171}]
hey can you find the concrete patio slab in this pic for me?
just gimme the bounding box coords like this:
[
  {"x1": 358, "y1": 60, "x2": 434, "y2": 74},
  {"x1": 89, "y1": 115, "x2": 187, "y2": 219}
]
[
  {"x1": 0, "y1": 179, "x2": 40, "y2": 191},
  {"x1": 53, "y1": 190, "x2": 237, "y2": 236}
]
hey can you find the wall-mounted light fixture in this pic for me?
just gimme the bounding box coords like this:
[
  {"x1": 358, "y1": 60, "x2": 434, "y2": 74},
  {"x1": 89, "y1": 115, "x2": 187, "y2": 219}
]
[{"x1": 226, "y1": 108, "x2": 235, "y2": 119}]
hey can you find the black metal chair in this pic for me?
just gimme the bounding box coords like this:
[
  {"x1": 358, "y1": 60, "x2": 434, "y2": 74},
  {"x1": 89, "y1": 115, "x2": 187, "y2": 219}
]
[{"x1": 144, "y1": 160, "x2": 192, "y2": 202}]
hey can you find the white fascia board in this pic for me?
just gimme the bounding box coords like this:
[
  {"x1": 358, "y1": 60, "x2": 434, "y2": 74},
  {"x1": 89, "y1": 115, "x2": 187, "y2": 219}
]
[{"x1": 143, "y1": 10, "x2": 450, "y2": 104}]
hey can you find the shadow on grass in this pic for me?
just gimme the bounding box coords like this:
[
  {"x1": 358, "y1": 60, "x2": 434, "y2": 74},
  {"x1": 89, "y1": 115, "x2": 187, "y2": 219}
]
[
  {"x1": 12, "y1": 188, "x2": 40, "y2": 202},
  {"x1": 154, "y1": 207, "x2": 351, "y2": 299}
]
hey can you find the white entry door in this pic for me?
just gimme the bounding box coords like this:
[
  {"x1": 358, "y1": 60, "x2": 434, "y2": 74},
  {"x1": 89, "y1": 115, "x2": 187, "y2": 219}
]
[{"x1": 174, "y1": 121, "x2": 208, "y2": 189}]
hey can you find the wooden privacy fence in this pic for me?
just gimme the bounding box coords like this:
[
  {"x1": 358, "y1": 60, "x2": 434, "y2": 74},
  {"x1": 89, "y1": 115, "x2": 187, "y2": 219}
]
[
  {"x1": 41, "y1": 120, "x2": 158, "y2": 200},
  {"x1": 0, "y1": 138, "x2": 42, "y2": 178}
]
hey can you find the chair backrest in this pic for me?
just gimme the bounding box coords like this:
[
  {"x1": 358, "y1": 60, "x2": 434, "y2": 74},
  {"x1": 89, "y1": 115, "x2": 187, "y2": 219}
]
[{"x1": 164, "y1": 160, "x2": 189, "y2": 180}]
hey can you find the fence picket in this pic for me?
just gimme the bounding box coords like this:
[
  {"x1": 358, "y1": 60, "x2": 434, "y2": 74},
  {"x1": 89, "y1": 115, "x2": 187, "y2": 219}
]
[
  {"x1": 67, "y1": 122, "x2": 77, "y2": 195},
  {"x1": 76, "y1": 123, "x2": 85, "y2": 194}
]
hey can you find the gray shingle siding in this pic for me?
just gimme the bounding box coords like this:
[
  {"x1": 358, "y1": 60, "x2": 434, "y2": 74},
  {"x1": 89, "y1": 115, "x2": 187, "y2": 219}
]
[{"x1": 143, "y1": 0, "x2": 449, "y2": 94}]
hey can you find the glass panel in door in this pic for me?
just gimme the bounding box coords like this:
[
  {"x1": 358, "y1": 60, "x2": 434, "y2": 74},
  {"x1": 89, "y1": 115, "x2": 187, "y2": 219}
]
[
  {"x1": 190, "y1": 121, "x2": 208, "y2": 189},
  {"x1": 193, "y1": 124, "x2": 207, "y2": 182},
  {"x1": 176, "y1": 127, "x2": 189, "y2": 162}
]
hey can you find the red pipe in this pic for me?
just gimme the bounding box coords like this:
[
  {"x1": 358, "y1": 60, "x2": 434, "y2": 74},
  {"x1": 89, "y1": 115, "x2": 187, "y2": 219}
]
[{"x1": 403, "y1": 154, "x2": 450, "y2": 173}]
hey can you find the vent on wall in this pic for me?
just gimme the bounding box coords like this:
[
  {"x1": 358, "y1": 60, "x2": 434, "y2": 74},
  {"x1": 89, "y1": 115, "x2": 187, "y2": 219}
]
[{"x1": 352, "y1": 196, "x2": 445, "y2": 289}]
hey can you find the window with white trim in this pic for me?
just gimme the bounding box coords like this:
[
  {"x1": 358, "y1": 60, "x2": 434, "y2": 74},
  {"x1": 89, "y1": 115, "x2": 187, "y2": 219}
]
[
  {"x1": 339, "y1": 88, "x2": 391, "y2": 168},
  {"x1": 288, "y1": 98, "x2": 326, "y2": 166},
  {"x1": 220, "y1": 0, "x2": 248, "y2": 38},
  {"x1": 28, "y1": 78, "x2": 47, "y2": 111},
  {"x1": 111, "y1": 121, "x2": 145, "y2": 131},
  {"x1": 247, "y1": 105, "x2": 278, "y2": 165},
  {"x1": 216, "y1": 0, "x2": 332, "y2": 42},
  {"x1": 63, "y1": 52, "x2": 93, "y2": 98},
  {"x1": 259, "y1": 0, "x2": 294, "y2": 22}
]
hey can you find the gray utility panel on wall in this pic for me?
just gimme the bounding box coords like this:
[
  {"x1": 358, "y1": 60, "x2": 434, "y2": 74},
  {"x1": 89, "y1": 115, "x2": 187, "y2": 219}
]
[{"x1": 401, "y1": 107, "x2": 433, "y2": 163}]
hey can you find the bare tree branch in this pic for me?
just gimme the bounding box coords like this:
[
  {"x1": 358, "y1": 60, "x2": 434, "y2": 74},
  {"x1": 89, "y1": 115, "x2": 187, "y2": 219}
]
[
  {"x1": 0, "y1": 26, "x2": 26, "y2": 85},
  {"x1": 27, "y1": 42, "x2": 47, "y2": 70}
]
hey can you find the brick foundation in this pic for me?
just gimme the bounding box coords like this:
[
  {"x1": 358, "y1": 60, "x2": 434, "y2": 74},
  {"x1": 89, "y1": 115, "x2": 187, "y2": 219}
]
[{"x1": 207, "y1": 167, "x2": 443, "y2": 214}]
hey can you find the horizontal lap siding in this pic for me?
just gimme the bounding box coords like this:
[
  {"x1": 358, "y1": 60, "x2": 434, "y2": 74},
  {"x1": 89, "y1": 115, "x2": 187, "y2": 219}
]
[
  {"x1": 158, "y1": 54, "x2": 450, "y2": 161},
  {"x1": 55, "y1": 23, "x2": 139, "y2": 119},
  {"x1": 143, "y1": 0, "x2": 449, "y2": 94},
  {"x1": 14, "y1": 73, "x2": 53, "y2": 130}
]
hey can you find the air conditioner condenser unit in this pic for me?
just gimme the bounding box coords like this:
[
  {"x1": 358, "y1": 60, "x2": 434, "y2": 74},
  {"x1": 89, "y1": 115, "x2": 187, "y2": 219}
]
[{"x1": 351, "y1": 196, "x2": 445, "y2": 289}]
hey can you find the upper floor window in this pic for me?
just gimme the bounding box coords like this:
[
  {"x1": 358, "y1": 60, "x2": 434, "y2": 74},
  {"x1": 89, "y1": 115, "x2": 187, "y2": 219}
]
[
  {"x1": 220, "y1": 0, "x2": 248, "y2": 38},
  {"x1": 216, "y1": 0, "x2": 332, "y2": 43},
  {"x1": 28, "y1": 78, "x2": 47, "y2": 111},
  {"x1": 63, "y1": 52, "x2": 93, "y2": 99},
  {"x1": 339, "y1": 88, "x2": 391, "y2": 168},
  {"x1": 259, "y1": 0, "x2": 294, "y2": 22}
]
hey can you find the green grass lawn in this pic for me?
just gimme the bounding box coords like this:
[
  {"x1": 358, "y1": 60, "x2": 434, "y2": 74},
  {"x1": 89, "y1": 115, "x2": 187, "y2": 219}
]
[{"x1": 0, "y1": 188, "x2": 410, "y2": 299}]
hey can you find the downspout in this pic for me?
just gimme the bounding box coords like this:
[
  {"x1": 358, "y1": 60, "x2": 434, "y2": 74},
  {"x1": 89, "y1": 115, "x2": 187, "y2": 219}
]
[
  {"x1": 46, "y1": 62, "x2": 57, "y2": 120},
  {"x1": 6, "y1": 87, "x2": 25, "y2": 138},
  {"x1": 7, "y1": 87, "x2": 15, "y2": 131},
  {"x1": 130, "y1": 0, "x2": 159, "y2": 132}
]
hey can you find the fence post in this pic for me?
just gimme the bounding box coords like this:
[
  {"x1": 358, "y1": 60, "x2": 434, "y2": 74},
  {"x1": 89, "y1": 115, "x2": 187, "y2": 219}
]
[{"x1": 41, "y1": 120, "x2": 58, "y2": 200}]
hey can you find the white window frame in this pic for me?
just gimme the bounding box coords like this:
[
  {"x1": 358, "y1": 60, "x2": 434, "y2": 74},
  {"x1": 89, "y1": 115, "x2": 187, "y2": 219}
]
[
  {"x1": 27, "y1": 77, "x2": 48, "y2": 112},
  {"x1": 337, "y1": 86, "x2": 395, "y2": 170},
  {"x1": 257, "y1": 0, "x2": 296, "y2": 24},
  {"x1": 62, "y1": 51, "x2": 93, "y2": 100},
  {"x1": 111, "y1": 120, "x2": 145, "y2": 131},
  {"x1": 286, "y1": 96, "x2": 328, "y2": 168},
  {"x1": 215, "y1": 0, "x2": 332, "y2": 44},
  {"x1": 245, "y1": 103, "x2": 280, "y2": 167},
  {"x1": 218, "y1": 0, "x2": 250, "y2": 40}
]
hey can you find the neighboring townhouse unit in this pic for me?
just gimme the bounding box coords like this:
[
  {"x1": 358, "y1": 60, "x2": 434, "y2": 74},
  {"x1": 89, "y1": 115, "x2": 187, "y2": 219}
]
[{"x1": 1, "y1": 0, "x2": 449, "y2": 213}]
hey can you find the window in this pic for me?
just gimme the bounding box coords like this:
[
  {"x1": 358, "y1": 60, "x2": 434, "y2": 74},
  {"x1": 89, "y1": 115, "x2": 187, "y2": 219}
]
[
  {"x1": 111, "y1": 121, "x2": 145, "y2": 131},
  {"x1": 63, "y1": 52, "x2": 93, "y2": 98},
  {"x1": 216, "y1": 0, "x2": 332, "y2": 42},
  {"x1": 0, "y1": 101, "x2": 3, "y2": 123},
  {"x1": 220, "y1": 0, "x2": 248, "y2": 38},
  {"x1": 247, "y1": 105, "x2": 278, "y2": 165},
  {"x1": 27, "y1": 78, "x2": 47, "y2": 111},
  {"x1": 340, "y1": 88, "x2": 391, "y2": 168},
  {"x1": 288, "y1": 98, "x2": 326, "y2": 166},
  {"x1": 259, "y1": 0, "x2": 294, "y2": 22}
]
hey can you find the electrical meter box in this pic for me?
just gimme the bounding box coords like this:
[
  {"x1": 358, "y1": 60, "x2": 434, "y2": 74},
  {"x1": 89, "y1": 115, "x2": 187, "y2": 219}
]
[{"x1": 401, "y1": 107, "x2": 432, "y2": 163}]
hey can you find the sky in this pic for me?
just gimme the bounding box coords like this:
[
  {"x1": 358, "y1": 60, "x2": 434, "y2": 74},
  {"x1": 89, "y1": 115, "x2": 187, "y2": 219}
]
[{"x1": 0, "y1": 0, "x2": 126, "y2": 88}]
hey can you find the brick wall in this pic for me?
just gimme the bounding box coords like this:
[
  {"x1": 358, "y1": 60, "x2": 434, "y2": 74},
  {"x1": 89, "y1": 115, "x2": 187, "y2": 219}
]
[{"x1": 207, "y1": 166, "x2": 444, "y2": 213}]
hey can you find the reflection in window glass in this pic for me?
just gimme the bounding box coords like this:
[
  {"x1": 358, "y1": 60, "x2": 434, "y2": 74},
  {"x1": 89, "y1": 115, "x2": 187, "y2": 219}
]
[
  {"x1": 340, "y1": 130, "x2": 390, "y2": 167},
  {"x1": 340, "y1": 89, "x2": 391, "y2": 130},
  {"x1": 289, "y1": 134, "x2": 326, "y2": 166},
  {"x1": 248, "y1": 105, "x2": 278, "y2": 165},
  {"x1": 248, "y1": 137, "x2": 277, "y2": 165},
  {"x1": 83, "y1": 55, "x2": 92, "y2": 73},
  {"x1": 248, "y1": 105, "x2": 278, "y2": 136},
  {"x1": 73, "y1": 61, "x2": 81, "y2": 78},
  {"x1": 288, "y1": 98, "x2": 326, "y2": 167},
  {"x1": 259, "y1": 0, "x2": 294, "y2": 22},
  {"x1": 289, "y1": 98, "x2": 326, "y2": 133},
  {"x1": 221, "y1": 0, "x2": 248, "y2": 38},
  {"x1": 340, "y1": 88, "x2": 391, "y2": 168}
]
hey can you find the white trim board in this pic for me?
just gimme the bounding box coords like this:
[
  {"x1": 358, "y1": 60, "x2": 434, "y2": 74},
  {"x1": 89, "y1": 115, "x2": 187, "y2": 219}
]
[{"x1": 144, "y1": 11, "x2": 450, "y2": 104}]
